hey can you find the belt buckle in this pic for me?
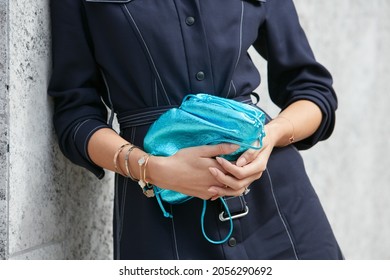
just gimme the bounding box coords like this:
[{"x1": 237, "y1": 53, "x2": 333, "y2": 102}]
[{"x1": 219, "y1": 205, "x2": 249, "y2": 222}]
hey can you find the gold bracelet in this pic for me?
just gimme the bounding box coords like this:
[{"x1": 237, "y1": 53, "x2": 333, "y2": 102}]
[
  {"x1": 143, "y1": 155, "x2": 154, "y2": 197},
  {"x1": 113, "y1": 143, "x2": 131, "y2": 175},
  {"x1": 143, "y1": 154, "x2": 152, "y2": 184},
  {"x1": 276, "y1": 116, "x2": 295, "y2": 144},
  {"x1": 124, "y1": 145, "x2": 138, "y2": 181},
  {"x1": 137, "y1": 154, "x2": 154, "y2": 198}
]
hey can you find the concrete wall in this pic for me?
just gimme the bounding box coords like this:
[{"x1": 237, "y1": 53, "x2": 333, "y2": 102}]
[
  {"x1": 0, "y1": 0, "x2": 8, "y2": 261},
  {"x1": 0, "y1": 0, "x2": 114, "y2": 260},
  {"x1": 0, "y1": 0, "x2": 389, "y2": 259},
  {"x1": 252, "y1": 0, "x2": 390, "y2": 260},
  {"x1": 299, "y1": 0, "x2": 390, "y2": 260}
]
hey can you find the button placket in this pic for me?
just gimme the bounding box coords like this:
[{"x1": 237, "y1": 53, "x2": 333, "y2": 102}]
[{"x1": 176, "y1": 0, "x2": 214, "y2": 93}]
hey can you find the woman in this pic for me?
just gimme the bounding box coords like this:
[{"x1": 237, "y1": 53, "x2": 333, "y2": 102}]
[{"x1": 49, "y1": 0, "x2": 343, "y2": 259}]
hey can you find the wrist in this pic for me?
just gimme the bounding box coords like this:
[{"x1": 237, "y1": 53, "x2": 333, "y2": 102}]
[
  {"x1": 147, "y1": 155, "x2": 180, "y2": 193},
  {"x1": 267, "y1": 117, "x2": 294, "y2": 147},
  {"x1": 146, "y1": 155, "x2": 166, "y2": 187}
]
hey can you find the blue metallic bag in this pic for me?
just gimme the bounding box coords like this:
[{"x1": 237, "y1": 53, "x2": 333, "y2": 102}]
[{"x1": 143, "y1": 93, "x2": 266, "y2": 243}]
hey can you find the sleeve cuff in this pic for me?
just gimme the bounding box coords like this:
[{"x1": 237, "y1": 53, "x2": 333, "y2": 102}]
[{"x1": 72, "y1": 119, "x2": 111, "y2": 179}]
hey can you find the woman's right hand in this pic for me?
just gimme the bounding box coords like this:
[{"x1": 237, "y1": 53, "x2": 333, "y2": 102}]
[{"x1": 147, "y1": 143, "x2": 239, "y2": 200}]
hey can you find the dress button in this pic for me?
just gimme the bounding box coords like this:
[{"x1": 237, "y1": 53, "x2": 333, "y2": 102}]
[
  {"x1": 185, "y1": 16, "x2": 195, "y2": 26},
  {"x1": 228, "y1": 237, "x2": 237, "y2": 247},
  {"x1": 196, "y1": 71, "x2": 205, "y2": 81}
]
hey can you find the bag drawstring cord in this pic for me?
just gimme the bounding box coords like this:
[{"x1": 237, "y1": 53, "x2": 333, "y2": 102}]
[
  {"x1": 155, "y1": 192, "x2": 233, "y2": 244},
  {"x1": 201, "y1": 198, "x2": 233, "y2": 244},
  {"x1": 155, "y1": 190, "x2": 173, "y2": 218}
]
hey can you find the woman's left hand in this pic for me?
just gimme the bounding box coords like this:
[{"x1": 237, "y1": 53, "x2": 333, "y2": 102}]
[{"x1": 207, "y1": 125, "x2": 275, "y2": 199}]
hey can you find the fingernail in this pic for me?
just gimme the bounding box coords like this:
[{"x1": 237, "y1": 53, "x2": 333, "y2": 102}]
[
  {"x1": 209, "y1": 167, "x2": 218, "y2": 177},
  {"x1": 215, "y1": 157, "x2": 224, "y2": 165},
  {"x1": 236, "y1": 157, "x2": 247, "y2": 167}
]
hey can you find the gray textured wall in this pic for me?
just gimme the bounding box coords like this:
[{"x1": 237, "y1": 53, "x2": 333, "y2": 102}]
[
  {"x1": 252, "y1": 0, "x2": 390, "y2": 260},
  {"x1": 298, "y1": 0, "x2": 390, "y2": 260},
  {"x1": 0, "y1": 0, "x2": 389, "y2": 260},
  {"x1": 0, "y1": 0, "x2": 8, "y2": 261},
  {"x1": 1, "y1": 0, "x2": 114, "y2": 260}
]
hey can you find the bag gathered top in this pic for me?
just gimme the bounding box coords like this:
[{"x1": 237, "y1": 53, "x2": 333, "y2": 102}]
[{"x1": 143, "y1": 93, "x2": 266, "y2": 244}]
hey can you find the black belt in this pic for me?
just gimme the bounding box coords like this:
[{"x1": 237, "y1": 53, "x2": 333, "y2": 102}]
[
  {"x1": 117, "y1": 95, "x2": 253, "y2": 131},
  {"x1": 117, "y1": 105, "x2": 178, "y2": 131}
]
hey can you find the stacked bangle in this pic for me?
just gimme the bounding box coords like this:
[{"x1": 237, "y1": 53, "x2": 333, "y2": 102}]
[
  {"x1": 114, "y1": 144, "x2": 154, "y2": 197},
  {"x1": 113, "y1": 143, "x2": 131, "y2": 176},
  {"x1": 124, "y1": 145, "x2": 138, "y2": 181}
]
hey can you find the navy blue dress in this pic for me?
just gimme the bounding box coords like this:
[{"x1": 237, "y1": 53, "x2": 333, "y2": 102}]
[{"x1": 49, "y1": 0, "x2": 343, "y2": 259}]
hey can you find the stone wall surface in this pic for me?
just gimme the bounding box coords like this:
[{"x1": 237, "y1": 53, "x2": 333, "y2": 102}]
[
  {"x1": 1, "y1": 0, "x2": 114, "y2": 260},
  {"x1": 0, "y1": 0, "x2": 9, "y2": 261},
  {"x1": 253, "y1": 0, "x2": 390, "y2": 260},
  {"x1": 296, "y1": 0, "x2": 390, "y2": 260},
  {"x1": 0, "y1": 0, "x2": 389, "y2": 260}
]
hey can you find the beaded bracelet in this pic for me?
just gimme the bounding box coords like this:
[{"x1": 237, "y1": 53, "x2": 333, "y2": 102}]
[{"x1": 113, "y1": 143, "x2": 131, "y2": 176}]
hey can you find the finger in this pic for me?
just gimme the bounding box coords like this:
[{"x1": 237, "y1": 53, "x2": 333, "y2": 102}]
[
  {"x1": 194, "y1": 143, "x2": 239, "y2": 158},
  {"x1": 209, "y1": 167, "x2": 255, "y2": 191},
  {"x1": 207, "y1": 187, "x2": 219, "y2": 201},
  {"x1": 236, "y1": 140, "x2": 261, "y2": 167},
  {"x1": 216, "y1": 156, "x2": 265, "y2": 180},
  {"x1": 208, "y1": 185, "x2": 248, "y2": 198}
]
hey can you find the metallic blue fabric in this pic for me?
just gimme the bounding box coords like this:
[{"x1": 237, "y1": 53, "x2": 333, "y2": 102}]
[{"x1": 144, "y1": 93, "x2": 266, "y2": 204}]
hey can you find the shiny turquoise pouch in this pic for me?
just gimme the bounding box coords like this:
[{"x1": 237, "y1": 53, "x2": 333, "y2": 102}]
[
  {"x1": 144, "y1": 93, "x2": 266, "y2": 201},
  {"x1": 143, "y1": 93, "x2": 266, "y2": 243}
]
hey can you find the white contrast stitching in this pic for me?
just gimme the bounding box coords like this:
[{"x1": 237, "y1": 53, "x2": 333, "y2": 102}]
[
  {"x1": 266, "y1": 169, "x2": 299, "y2": 260},
  {"x1": 226, "y1": 2, "x2": 243, "y2": 98},
  {"x1": 72, "y1": 119, "x2": 89, "y2": 142},
  {"x1": 231, "y1": 80, "x2": 237, "y2": 97},
  {"x1": 170, "y1": 205, "x2": 180, "y2": 260},
  {"x1": 114, "y1": 174, "x2": 121, "y2": 259},
  {"x1": 123, "y1": 5, "x2": 171, "y2": 105},
  {"x1": 234, "y1": 2, "x2": 244, "y2": 71}
]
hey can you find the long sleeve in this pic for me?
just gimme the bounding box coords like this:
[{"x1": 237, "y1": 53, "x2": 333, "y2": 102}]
[
  {"x1": 48, "y1": 0, "x2": 109, "y2": 178},
  {"x1": 254, "y1": 0, "x2": 338, "y2": 150}
]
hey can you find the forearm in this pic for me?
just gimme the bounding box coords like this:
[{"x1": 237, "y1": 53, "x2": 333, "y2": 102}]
[
  {"x1": 87, "y1": 128, "x2": 146, "y2": 179},
  {"x1": 267, "y1": 100, "x2": 323, "y2": 147}
]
